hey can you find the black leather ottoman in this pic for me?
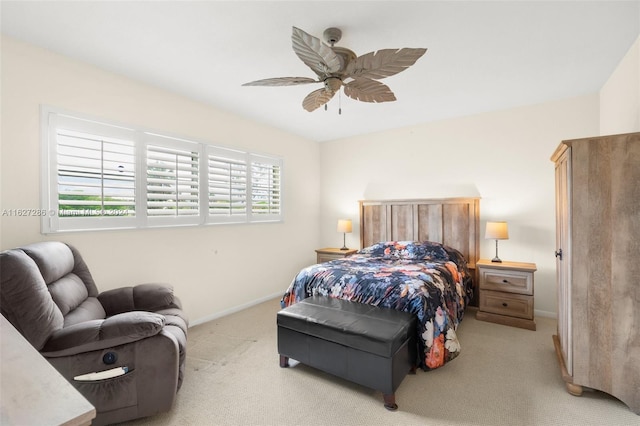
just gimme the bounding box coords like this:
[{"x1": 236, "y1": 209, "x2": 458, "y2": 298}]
[{"x1": 277, "y1": 296, "x2": 417, "y2": 410}]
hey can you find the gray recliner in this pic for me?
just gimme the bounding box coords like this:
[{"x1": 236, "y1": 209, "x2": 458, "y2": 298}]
[{"x1": 0, "y1": 241, "x2": 188, "y2": 425}]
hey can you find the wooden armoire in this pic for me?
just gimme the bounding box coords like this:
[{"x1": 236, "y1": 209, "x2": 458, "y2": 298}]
[{"x1": 551, "y1": 132, "x2": 640, "y2": 415}]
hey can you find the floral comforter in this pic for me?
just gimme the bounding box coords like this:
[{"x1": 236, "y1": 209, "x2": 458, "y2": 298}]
[{"x1": 281, "y1": 241, "x2": 473, "y2": 370}]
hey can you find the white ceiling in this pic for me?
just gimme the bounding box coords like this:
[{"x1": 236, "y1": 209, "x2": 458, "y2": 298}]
[{"x1": 2, "y1": 1, "x2": 639, "y2": 142}]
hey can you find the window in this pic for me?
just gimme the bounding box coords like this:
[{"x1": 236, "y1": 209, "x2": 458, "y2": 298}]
[
  {"x1": 57, "y1": 129, "x2": 136, "y2": 217},
  {"x1": 41, "y1": 107, "x2": 283, "y2": 233},
  {"x1": 250, "y1": 154, "x2": 281, "y2": 221},
  {"x1": 207, "y1": 146, "x2": 248, "y2": 222},
  {"x1": 145, "y1": 135, "x2": 201, "y2": 227}
]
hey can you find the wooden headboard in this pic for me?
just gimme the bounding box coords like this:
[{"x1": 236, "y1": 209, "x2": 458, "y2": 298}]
[{"x1": 358, "y1": 198, "x2": 480, "y2": 270}]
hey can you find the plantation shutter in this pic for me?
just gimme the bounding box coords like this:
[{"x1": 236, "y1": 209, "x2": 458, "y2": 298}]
[
  {"x1": 250, "y1": 154, "x2": 282, "y2": 221},
  {"x1": 42, "y1": 107, "x2": 283, "y2": 233},
  {"x1": 57, "y1": 129, "x2": 136, "y2": 216},
  {"x1": 42, "y1": 112, "x2": 139, "y2": 233},
  {"x1": 146, "y1": 138, "x2": 200, "y2": 223},
  {"x1": 207, "y1": 146, "x2": 247, "y2": 223}
]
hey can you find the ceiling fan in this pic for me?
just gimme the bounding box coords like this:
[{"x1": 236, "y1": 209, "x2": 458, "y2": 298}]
[{"x1": 242, "y1": 27, "x2": 427, "y2": 113}]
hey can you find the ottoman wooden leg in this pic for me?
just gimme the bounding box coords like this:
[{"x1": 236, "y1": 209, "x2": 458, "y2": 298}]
[
  {"x1": 383, "y1": 393, "x2": 398, "y2": 411},
  {"x1": 279, "y1": 355, "x2": 289, "y2": 368}
]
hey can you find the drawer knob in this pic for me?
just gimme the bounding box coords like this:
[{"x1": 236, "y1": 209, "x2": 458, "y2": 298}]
[
  {"x1": 502, "y1": 279, "x2": 509, "y2": 283},
  {"x1": 502, "y1": 302, "x2": 508, "y2": 307}
]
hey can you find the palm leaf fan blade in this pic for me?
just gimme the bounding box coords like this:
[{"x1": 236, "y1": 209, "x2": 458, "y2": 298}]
[
  {"x1": 292, "y1": 26, "x2": 342, "y2": 77},
  {"x1": 343, "y1": 78, "x2": 396, "y2": 103},
  {"x1": 302, "y1": 87, "x2": 337, "y2": 112},
  {"x1": 347, "y1": 48, "x2": 427, "y2": 80},
  {"x1": 242, "y1": 77, "x2": 318, "y2": 86}
]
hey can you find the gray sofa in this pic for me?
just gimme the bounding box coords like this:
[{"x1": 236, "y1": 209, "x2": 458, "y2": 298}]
[{"x1": 0, "y1": 241, "x2": 188, "y2": 425}]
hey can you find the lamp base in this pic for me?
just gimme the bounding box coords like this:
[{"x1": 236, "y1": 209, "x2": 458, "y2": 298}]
[
  {"x1": 340, "y1": 232, "x2": 349, "y2": 251},
  {"x1": 491, "y1": 239, "x2": 503, "y2": 263}
]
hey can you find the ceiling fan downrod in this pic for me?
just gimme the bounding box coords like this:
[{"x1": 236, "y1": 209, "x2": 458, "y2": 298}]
[{"x1": 323, "y1": 27, "x2": 342, "y2": 47}]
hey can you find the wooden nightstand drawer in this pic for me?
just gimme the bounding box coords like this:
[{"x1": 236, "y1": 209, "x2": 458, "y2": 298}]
[
  {"x1": 480, "y1": 268, "x2": 533, "y2": 295},
  {"x1": 479, "y1": 290, "x2": 534, "y2": 320}
]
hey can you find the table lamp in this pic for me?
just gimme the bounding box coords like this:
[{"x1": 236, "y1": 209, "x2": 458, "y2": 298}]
[
  {"x1": 337, "y1": 219, "x2": 352, "y2": 250},
  {"x1": 485, "y1": 221, "x2": 509, "y2": 263}
]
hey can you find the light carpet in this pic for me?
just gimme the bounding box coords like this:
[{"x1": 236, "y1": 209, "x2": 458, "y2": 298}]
[{"x1": 123, "y1": 298, "x2": 639, "y2": 426}]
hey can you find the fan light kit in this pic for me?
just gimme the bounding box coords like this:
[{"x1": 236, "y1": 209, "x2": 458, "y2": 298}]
[{"x1": 242, "y1": 27, "x2": 427, "y2": 114}]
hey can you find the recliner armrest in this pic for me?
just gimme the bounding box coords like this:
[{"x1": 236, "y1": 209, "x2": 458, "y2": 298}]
[
  {"x1": 98, "y1": 283, "x2": 179, "y2": 316},
  {"x1": 41, "y1": 311, "x2": 165, "y2": 357}
]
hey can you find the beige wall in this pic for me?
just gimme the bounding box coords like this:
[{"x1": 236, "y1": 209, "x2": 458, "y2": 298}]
[
  {"x1": 600, "y1": 35, "x2": 640, "y2": 135},
  {"x1": 319, "y1": 95, "x2": 600, "y2": 317},
  {"x1": 0, "y1": 36, "x2": 321, "y2": 324}
]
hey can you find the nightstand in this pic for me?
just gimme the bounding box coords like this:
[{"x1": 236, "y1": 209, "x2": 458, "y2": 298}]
[
  {"x1": 476, "y1": 259, "x2": 537, "y2": 330},
  {"x1": 315, "y1": 247, "x2": 357, "y2": 263}
]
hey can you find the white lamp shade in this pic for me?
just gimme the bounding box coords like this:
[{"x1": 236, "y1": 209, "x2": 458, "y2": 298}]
[
  {"x1": 485, "y1": 221, "x2": 509, "y2": 240},
  {"x1": 337, "y1": 219, "x2": 352, "y2": 233}
]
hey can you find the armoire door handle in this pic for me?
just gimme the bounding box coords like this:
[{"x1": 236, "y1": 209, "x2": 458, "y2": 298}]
[{"x1": 555, "y1": 249, "x2": 563, "y2": 260}]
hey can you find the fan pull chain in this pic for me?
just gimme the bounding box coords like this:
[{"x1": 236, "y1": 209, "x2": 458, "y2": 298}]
[{"x1": 323, "y1": 92, "x2": 342, "y2": 115}]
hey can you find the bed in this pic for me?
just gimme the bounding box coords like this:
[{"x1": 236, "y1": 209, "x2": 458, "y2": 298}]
[{"x1": 281, "y1": 198, "x2": 480, "y2": 370}]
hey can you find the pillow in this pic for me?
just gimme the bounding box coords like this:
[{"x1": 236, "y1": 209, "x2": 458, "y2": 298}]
[
  {"x1": 358, "y1": 241, "x2": 450, "y2": 261},
  {"x1": 417, "y1": 241, "x2": 452, "y2": 261},
  {"x1": 442, "y1": 245, "x2": 469, "y2": 269}
]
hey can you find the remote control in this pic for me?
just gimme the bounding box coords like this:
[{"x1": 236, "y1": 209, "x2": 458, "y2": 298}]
[{"x1": 74, "y1": 366, "x2": 128, "y2": 381}]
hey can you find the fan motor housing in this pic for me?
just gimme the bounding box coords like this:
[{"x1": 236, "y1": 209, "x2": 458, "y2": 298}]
[{"x1": 324, "y1": 77, "x2": 342, "y2": 92}]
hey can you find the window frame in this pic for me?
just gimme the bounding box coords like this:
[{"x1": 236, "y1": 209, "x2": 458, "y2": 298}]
[{"x1": 40, "y1": 106, "x2": 283, "y2": 233}]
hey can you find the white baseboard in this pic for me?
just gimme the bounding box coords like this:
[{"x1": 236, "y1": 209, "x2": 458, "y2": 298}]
[
  {"x1": 535, "y1": 309, "x2": 557, "y2": 319},
  {"x1": 189, "y1": 291, "x2": 283, "y2": 327}
]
